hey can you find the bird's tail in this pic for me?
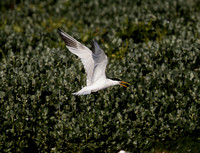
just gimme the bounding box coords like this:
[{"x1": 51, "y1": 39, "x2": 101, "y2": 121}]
[{"x1": 72, "y1": 87, "x2": 91, "y2": 96}]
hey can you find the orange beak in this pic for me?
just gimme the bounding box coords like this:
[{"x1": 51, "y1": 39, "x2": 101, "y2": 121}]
[{"x1": 120, "y1": 81, "x2": 130, "y2": 88}]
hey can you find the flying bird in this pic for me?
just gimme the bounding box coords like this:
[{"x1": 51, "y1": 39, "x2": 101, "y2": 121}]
[{"x1": 58, "y1": 28, "x2": 130, "y2": 95}]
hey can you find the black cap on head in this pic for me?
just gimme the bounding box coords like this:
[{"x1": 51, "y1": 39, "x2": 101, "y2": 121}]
[{"x1": 110, "y1": 78, "x2": 121, "y2": 81}]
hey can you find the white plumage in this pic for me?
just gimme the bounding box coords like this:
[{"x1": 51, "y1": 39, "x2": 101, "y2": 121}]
[{"x1": 58, "y1": 28, "x2": 129, "y2": 95}]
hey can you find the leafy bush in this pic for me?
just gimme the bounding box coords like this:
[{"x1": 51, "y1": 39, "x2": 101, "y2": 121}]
[{"x1": 1, "y1": 0, "x2": 200, "y2": 152}]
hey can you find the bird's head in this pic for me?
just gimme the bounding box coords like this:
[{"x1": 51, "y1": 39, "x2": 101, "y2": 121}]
[{"x1": 110, "y1": 78, "x2": 130, "y2": 87}]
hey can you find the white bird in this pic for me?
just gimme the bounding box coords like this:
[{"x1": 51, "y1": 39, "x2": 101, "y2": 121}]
[{"x1": 58, "y1": 28, "x2": 130, "y2": 95}]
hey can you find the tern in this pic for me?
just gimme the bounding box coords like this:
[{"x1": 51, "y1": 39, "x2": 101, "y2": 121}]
[{"x1": 58, "y1": 28, "x2": 130, "y2": 95}]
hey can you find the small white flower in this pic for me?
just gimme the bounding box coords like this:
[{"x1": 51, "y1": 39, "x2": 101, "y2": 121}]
[{"x1": 118, "y1": 150, "x2": 131, "y2": 153}]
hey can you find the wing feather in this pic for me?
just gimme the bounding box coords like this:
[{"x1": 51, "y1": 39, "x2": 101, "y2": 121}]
[
  {"x1": 58, "y1": 28, "x2": 94, "y2": 86},
  {"x1": 91, "y1": 40, "x2": 108, "y2": 83}
]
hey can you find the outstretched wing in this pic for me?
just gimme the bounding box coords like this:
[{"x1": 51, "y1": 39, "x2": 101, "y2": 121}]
[
  {"x1": 91, "y1": 40, "x2": 108, "y2": 83},
  {"x1": 58, "y1": 28, "x2": 94, "y2": 86}
]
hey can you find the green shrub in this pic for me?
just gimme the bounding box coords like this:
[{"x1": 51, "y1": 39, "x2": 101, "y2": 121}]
[{"x1": 1, "y1": 0, "x2": 200, "y2": 152}]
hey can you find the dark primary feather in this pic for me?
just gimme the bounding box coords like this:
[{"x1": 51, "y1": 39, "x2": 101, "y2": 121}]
[
  {"x1": 91, "y1": 39, "x2": 107, "y2": 64},
  {"x1": 57, "y1": 28, "x2": 78, "y2": 48},
  {"x1": 91, "y1": 39, "x2": 101, "y2": 53}
]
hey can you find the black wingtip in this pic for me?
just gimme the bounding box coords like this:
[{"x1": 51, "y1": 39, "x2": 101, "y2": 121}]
[
  {"x1": 91, "y1": 39, "x2": 97, "y2": 43},
  {"x1": 57, "y1": 28, "x2": 63, "y2": 35},
  {"x1": 57, "y1": 28, "x2": 78, "y2": 48},
  {"x1": 91, "y1": 39, "x2": 101, "y2": 52}
]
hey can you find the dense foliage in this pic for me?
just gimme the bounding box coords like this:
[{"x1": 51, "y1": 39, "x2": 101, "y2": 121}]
[{"x1": 1, "y1": 0, "x2": 200, "y2": 152}]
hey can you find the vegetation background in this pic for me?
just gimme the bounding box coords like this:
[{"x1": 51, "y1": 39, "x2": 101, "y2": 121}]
[{"x1": 0, "y1": 0, "x2": 200, "y2": 152}]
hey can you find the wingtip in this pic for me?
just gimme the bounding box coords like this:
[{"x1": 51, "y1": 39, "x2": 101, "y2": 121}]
[
  {"x1": 57, "y1": 28, "x2": 63, "y2": 34},
  {"x1": 91, "y1": 39, "x2": 101, "y2": 52},
  {"x1": 91, "y1": 39, "x2": 97, "y2": 43},
  {"x1": 91, "y1": 38, "x2": 98, "y2": 45}
]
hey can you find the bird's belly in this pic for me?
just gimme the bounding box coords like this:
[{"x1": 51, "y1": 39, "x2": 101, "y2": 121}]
[
  {"x1": 90, "y1": 81, "x2": 108, "y2": 92},
  {"x1": 92, "y1": 87, "x2": 106, "y2": 92}
]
